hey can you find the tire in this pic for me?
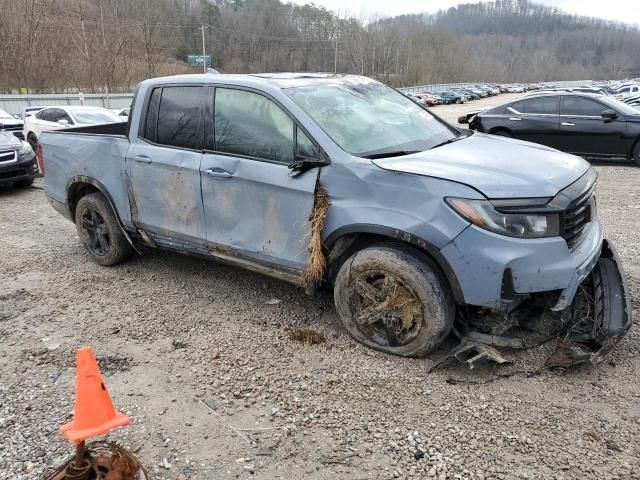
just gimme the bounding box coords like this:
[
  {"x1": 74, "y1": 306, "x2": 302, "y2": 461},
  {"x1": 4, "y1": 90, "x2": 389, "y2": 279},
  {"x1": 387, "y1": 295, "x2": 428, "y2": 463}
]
[
  {"x1": 334, "y1": 245, "x2": 455, "y2": 357},
  {"x1": 74, "y1": 193, "x2": 132, "y2": 266},
  {"x1": 492, "y1": 130, "x2": 512, "y2": 138},
  {"x1": 27, "y1": 133, "x2": 38, "y2": 151},
  {"x1": 455, "y1": 98, "x2": 462, "y2": 104},
  {"x1": 633, "y1": 141, "x2": 640, "y2": 167},
  {"x1": 14, "y1": 177, "x2": 34, "y2": 188}
]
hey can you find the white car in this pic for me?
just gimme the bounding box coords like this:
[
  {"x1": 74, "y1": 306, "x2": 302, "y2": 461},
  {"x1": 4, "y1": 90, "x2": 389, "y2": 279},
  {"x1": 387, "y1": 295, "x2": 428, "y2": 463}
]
[
  {"x1": 23, "y1": 106, "x2": 122, "y2": 149},
  {"x1": 615, "y1": 84, "x2": 640, "y2": 99},
  {"x1": 116, "y1": 107, "x2": 131, "y2": 121},
  {"x1": 507, "y1": 85, "x2": 525, "y2": 93}
]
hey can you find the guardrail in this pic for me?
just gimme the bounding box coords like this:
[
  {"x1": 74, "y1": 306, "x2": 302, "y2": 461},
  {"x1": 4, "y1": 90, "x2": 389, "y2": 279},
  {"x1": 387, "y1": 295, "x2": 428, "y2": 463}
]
[
  {"x1": 1, "y1": 80, "x2": 593, "y2": 115},
  {"x1": 0, "y1": 93, "x2": 134, "y2": 115},
  {"x1": 397, "y1": 80, "x2": 591, "y2": 94}
]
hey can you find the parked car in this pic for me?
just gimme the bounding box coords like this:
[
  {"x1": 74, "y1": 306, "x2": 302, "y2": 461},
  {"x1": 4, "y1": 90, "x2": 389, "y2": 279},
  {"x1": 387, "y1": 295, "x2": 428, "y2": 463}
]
[
  {"x1": 615, "y1": 84, "x2": 640, "y2": 99},
  {"x1": 507, "y1": 85, "x2": 525, "y2": 93},
  {"x1": 459, "y1": 92, "x2": 640, "y2": 164},
  {"x1": 0, "y1": 108, "x2": 25, "y2": 139},
  {"x1": 438, "y1": 90, "x2": 466, "y2": 104},
  {"x1": 0, "y1": 131, "x2": 38, "y2": 188},
  {"x1": 498, "y1": 84, "x2": 509, "y2": 93},
  {"x1": 116, "y1": 107, "x2": 131, "y2": 121},
  {"x1": 40, "y1": 73, "x2": 630, "y2": 364},
  {"x1": 21, "y1": 106, "x2": 46, "y2": 120},
  {"x1": 23, "y1": 106, "x2": 123, "y2": 150},
  {"x1": 412, "y1": 93, "x2": 436, "y2": 107}
]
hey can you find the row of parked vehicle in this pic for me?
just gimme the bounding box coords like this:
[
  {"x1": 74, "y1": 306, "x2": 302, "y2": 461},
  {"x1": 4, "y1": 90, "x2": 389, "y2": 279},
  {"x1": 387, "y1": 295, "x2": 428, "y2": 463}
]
[
  {"x1": 0, "y1": 105, "x2": 129, "y2": 188},
  {"x1": 408, "y1": 83, "x2": 544, "y2": 106}
]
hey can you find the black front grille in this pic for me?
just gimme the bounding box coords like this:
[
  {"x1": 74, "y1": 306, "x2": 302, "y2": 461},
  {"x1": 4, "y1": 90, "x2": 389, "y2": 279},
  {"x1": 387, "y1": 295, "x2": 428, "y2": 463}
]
[
  {"x1": 0, "y1": 149, "x2": 16, "y2": 163},
  {"x1": 561, "y1": 184, "x2": 594, "y2": 250}
]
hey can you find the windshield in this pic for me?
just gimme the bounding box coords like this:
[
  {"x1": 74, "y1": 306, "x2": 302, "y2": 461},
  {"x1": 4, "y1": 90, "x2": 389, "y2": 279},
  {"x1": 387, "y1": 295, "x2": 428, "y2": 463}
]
[
  {"x1": 285, "y1": 79, "x2": 456, "y2": 157},
  {"x1": 0, "y1": 108, "x2": 13, "y2": 119},
  {"x1": 71, "y1": 109, "x2": 121, "y2": 124},
  {"x1": 601, "y1": 96, "x2": 640, "y2": 115}
]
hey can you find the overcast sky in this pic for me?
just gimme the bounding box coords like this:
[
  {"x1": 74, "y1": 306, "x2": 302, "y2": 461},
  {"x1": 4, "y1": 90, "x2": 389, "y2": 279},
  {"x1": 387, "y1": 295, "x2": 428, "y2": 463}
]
[{"x1": 289, "y1": 0, "x2": 640, "y2": 26}]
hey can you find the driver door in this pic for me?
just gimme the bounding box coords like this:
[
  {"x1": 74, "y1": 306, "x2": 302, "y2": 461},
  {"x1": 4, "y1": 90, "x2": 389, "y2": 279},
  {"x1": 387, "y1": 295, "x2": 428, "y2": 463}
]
[
  {"x1": 559, "y1": 96, "x2": 626, "y2": 157},
  {"x1": 200, "y1": 87, "x2": 321, "y2": 272}
]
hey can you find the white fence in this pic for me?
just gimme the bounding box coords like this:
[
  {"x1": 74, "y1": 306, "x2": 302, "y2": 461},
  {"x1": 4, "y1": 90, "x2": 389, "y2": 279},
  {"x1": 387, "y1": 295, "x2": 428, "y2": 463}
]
[{"x1": 0, "y1": 93, "x2": 134, "y2": 115}]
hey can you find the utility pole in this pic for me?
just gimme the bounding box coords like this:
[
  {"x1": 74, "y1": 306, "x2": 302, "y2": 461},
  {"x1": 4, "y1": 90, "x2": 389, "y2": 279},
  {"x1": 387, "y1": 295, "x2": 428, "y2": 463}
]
[
  {"x1": 334, "y1": 33, "x2": 338, "y2": 73},
  {"x1": 201, "y1": 24, "x2": 207, "y2": 74}
]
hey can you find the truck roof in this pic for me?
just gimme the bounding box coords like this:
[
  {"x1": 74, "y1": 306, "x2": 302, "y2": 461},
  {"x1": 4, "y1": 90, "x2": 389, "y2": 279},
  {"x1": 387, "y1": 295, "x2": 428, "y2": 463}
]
[{"x1": 138, "y1": 72, "x2": 374, "y2": 92}]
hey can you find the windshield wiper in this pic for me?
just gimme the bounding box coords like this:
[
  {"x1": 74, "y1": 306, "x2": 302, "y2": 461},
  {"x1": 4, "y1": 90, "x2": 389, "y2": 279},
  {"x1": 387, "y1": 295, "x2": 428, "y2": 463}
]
[
  {"x1": 429, "y1": 132, "x2": 472, "y2": 150},
  {"x1": 362, "y1": 150, "x2": 422, "y2": 159}
]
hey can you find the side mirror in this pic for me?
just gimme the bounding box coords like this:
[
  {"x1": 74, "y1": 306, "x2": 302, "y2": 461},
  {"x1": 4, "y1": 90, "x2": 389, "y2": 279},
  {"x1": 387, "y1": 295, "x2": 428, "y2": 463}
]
[
  {"x1": 601, "y1": 109, "x2": 618, "y2": 122},
  {"x1": 57, "y1": 119, "x2": 69, "y2": 126},
  {"x1": 288, "y1": 153, "x2": 329, "y2": 177},
  {"x1": 458, "y1": 115, "x2": 469, "y2": 125}
]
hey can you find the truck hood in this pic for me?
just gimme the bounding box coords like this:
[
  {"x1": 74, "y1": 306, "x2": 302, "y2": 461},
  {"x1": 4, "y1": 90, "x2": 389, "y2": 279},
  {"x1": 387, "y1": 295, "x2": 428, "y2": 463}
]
[{"x1": 371, "y1": 132, "x2": 590, "y2": 198}]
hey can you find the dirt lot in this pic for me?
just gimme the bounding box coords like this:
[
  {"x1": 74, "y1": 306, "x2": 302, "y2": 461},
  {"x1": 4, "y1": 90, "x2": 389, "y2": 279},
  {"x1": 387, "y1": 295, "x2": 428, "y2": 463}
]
[{"x1": 1, "y1": 95, "x2": 640, "y2": 480}]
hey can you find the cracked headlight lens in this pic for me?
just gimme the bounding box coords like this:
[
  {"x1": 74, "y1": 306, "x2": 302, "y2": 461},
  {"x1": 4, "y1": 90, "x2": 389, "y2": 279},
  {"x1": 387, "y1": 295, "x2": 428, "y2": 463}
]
[{"x1": 446, "y1": 197, "x2": 560, "y2": 238}]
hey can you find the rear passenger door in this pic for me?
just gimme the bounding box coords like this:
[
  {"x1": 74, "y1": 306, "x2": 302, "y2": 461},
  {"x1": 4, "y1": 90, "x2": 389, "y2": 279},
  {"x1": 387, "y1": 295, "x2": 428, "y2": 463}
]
[
  {"x1": 200, "y1": 87, "x2": 319, "y2": 271},
  {"x1": 559, "y1": 96, "x2": 626, "y2": 157},
  {"x1": 127, "y1": 85, "x2": 207, "y2": 247}
]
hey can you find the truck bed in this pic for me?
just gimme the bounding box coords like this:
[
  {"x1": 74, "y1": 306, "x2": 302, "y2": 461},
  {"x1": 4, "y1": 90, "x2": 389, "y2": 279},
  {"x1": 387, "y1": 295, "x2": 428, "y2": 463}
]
[{"x1": 40, "y1": 122, "x2": 134, "y2": 228}]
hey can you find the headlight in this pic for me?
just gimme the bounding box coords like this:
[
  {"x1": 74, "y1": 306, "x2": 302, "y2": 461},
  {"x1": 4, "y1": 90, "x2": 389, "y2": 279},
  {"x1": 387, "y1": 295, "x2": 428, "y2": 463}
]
[
  {"x1": 18, "y1": 141, "x2": 33, "y2": 157},
  {"x1": 446, "y1": 197, "x2": 560, "y2": 238}
]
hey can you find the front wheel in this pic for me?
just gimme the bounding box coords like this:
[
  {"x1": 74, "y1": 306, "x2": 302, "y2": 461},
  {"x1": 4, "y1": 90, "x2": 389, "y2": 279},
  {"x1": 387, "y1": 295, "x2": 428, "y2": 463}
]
[
  {"x1": 27, "y1": 133, "x2": 38, "y2": 151},
  {"x1": 334, "y1": 246, "x2": 455, "y2": 357},
  {"x1": 455, "y1": 98, "x2": 462, "y2": 104},
  {"x1": 74, "y1": 193, "x2": 132, "y2": 266},
  {"x1": 633, "y1": 142, "x2": 640, "y2": 167},
  {"x1": 492, "y1": 130, "x2": 512, "y2": 138}
]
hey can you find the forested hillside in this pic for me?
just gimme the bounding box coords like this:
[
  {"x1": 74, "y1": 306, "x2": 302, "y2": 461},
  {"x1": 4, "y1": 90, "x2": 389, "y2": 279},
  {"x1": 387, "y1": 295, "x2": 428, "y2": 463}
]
[{"x1": 1, "y1": 0, "x2": 638, "y2": 93}]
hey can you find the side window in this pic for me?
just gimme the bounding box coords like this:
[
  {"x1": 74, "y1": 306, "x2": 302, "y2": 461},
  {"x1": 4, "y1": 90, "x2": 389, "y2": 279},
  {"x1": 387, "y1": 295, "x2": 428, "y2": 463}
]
[
  {"x1": 156, "y1": 86, "x2": 204, "y2": 149},
  {"x1": 521, "y1": 97, "x2": 558, "y2": 114},
  {"x1": 49, "y1": 109, "x2": 66, "y2": 122},
  {"x1": 143, "y1": 88, "x2": 161, "y2": 142},
  {"x1": 508, "y1": 101, "x2": 524, "y2": 113},
  {"x1": 214, "y1": 88, "x2": 294, "y2": 164},
  {"x1": 38, "y1": 109, "x2": 53, "y2": 121},
  {"x1": 297, "y1": 127, "x2": 320, "y2": 159},
  {"x1": 562, "y1": 97, "x2": 605, "y2": 117}
]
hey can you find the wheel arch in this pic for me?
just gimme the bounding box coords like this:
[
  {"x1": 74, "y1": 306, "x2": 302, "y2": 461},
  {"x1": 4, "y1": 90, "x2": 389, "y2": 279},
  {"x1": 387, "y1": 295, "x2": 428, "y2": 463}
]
[
  {"x1": 630, "y1": 135, "x2": 640, "y2": 161},
  {"x1": 66, "y1": 176, "x2": 138, "y2": 252},
  {"x1": 324, "y1": 224, "x2": 464, "y2": 304}
]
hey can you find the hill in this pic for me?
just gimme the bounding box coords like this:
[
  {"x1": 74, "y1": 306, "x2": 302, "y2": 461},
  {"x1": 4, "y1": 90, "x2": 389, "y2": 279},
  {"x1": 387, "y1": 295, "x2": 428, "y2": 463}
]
[{"x1": 0, "y1": 0, "x2": 638, "y2": 93}]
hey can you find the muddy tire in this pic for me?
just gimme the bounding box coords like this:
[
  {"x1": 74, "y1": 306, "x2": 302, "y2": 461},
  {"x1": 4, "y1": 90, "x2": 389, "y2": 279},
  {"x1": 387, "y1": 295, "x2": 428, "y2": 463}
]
[
  {"x1": 334, "y1": 246, "x2": 455, "y2": 357},
  {"x1": 74, "y1": 193, "x2": 132, "y2": 266}
]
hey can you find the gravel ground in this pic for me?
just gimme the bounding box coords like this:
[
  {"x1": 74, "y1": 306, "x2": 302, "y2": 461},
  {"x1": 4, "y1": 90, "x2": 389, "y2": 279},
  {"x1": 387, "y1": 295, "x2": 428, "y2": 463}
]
[{"x1": 1, "y1": 96, "x2": 640, "y2": 480}]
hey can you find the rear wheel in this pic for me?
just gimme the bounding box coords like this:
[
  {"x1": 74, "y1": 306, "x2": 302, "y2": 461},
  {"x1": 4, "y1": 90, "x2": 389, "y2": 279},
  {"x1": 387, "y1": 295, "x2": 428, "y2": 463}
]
[
  {"x1": 334, "y1": 246, "x2": 455, "y2": 357},
  {"x1": 74, "y1": 193, "x2": 132, "y2": 266},
  {"x1": 455, "y1": 98, "x2": 462, "y2": 104}
]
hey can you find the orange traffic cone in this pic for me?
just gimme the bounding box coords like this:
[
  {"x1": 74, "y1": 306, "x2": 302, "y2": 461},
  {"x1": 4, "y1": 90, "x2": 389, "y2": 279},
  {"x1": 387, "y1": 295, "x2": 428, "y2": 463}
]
[{"x1": 60, "y1": 347, "x2": 130, "y2": 445}]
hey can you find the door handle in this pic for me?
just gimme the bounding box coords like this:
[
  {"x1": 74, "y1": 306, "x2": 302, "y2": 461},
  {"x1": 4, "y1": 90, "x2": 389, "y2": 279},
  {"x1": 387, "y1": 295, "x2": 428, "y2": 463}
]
[
  {"x1": 204, "y1": 168, "x2": 233, "y2": 179},
  {"x1": 133, "y1": 155, "x2": 152, "y2": 164},
  {"x1": 561, "y1": 122, "x2": 576, "y2": 126},
  {"x1": 508, "y1": 117, "x2": 522, "y2": 121}
]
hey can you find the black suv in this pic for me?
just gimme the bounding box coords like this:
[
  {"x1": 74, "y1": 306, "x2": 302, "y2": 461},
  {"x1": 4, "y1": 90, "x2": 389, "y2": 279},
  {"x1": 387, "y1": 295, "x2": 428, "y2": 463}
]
[
  {"x1": 0, "y1": 132, "x2": 38, "y2": 188},
  {"x1": 460, "y1": 92, "x2": 640, "y2": 165}
]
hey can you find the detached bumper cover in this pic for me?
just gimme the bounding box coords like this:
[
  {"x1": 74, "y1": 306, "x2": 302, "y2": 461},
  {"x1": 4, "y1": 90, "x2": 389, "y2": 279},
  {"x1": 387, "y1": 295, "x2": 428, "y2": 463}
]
[{"x1": 578, "y1": 239, "x2": 632, "y2": 364}]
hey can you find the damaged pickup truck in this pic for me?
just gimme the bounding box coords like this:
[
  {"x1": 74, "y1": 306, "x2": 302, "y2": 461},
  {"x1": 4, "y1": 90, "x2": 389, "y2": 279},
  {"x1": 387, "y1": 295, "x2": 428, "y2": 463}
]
[{"x1": 40, "y1": 73, "x2": 632, "y2": 366}]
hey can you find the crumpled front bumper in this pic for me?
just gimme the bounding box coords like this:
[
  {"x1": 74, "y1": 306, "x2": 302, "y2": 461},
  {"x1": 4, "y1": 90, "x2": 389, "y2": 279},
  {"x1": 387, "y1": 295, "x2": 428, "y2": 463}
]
[{"x1": 554, "y1": 239, "x2": 633, "y2": 366}]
